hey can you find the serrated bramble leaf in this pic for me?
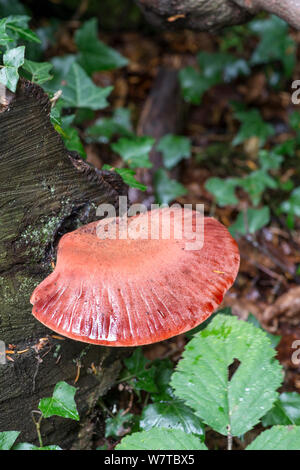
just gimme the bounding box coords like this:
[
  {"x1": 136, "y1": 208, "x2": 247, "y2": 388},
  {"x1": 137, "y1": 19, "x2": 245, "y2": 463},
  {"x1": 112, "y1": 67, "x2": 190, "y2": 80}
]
[
  {"x1": 61, "y1": 63, "x2": 112, "y2": 110},
  {"x1": 229, "y1": 207, "x2": 270, "y2": 238},
  {"x1": 38, "y1": 381, "x2": 79, "y2": 421},
  {"x1": 246, "y1": 425, "x2": 300, "y2": 450},
  {"x1": 262, "y1": 393, "x2": 300, "y2": 427},
  {"x1": 157, "y1": 134, "x2": 191, "y2": 169},
  {"x1": 140, "y1": 401, "x2": 205, "y2": 437},
  {"x1": 111, "y1": 136, "x2": 154, "y2": 169},
  {"x1": 247, "y1": 313, "x2": 280, "y2": 349},
  {"x1": 171, "y1": 314, "x2": 283, "y2": 436},
  {"x1": 75, "y1": 18, "x2": 128, "y2": 74},
  {"x1": 116, "y1": 428, "x2": 207, "y2": 450},
  {"x1": 0, "y1": 431, "x2": 20, "y2": 450}
]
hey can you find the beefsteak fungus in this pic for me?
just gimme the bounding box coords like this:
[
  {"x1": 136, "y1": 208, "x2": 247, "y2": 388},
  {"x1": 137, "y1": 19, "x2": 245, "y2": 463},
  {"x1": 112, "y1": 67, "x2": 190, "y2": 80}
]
[{"x1": 31, "y1": 208, "x2": 240, "y2": 346}]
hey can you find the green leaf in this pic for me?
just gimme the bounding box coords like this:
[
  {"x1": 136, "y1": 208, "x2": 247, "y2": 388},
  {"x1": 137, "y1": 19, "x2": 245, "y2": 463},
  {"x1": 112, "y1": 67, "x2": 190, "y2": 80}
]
[
  {"x1": 13, "y1": 443, "x2": 62, "y2": 450},
  {"x1": 247, "y1": 313, "x2": 281, "y2": 349},
  {"x1": 6, "y1": 15, "x2": 41, "y2": 44},
  {"x1": 249, "y1": 16, "x2": 296, "y2": 78},
  {"x1": 116, "y1": 428, "x2": 207, "y2": 450},
  {"x1": 61, "y1": 63, "x2": 112, "y2": 110},
  {"x1": 86, "y1": 108, "x2": 133, "y2": 144},
  {"x1": 75, "y1": 18, "x2": 128, "y2": 74},
  {"x1": 62, "y1": 126, "x2": 86, "y2": 158},
  {"x1": 154, "y1": 168, "x2": 187, "y2": 205},
  {"x1": 42, "y1": 54, "x2": 76, "y2": 94},
  {"x1": 102, "y1": 165, "x2": 146, "y2": 191},
  {"x1": 140, "y1": 401, "x2": 205, "y2": 437},
  {"x1": 0, "y1": 431, "x2": 20, "y2": 450},
  {"x1": 105, "y1": 410, "x2": 134, "y2": 438},
  {"x1": 233, "y1": 108, "x2": 275, "y2": 147},
  {"x1": 38, "y1": 381, "x2": 79, "y2": 421},
  {"x1": 261, "y1": 393, "x2": 300, "y2": 427},
  {"x1": 205, "y1": 177, "x2": 240, "y2": 206},
  {"x1": 171, "y1": 314, "x2": 283, "y2": 436},
  {"x1": 22, "y1": 59, "x2": 53, "y2": 85},
  {"x1": 239, "y1": 170, "x2": 278, "y2": 206},
  {"x1": 246, "y1": 425, "x2": 300, "y2": 450},
  {"x1": 197, "y1": 51, "x2": 250, "y2": 83},
  {"x1": 0, "y1": 45, "x2": 24, "y2": 92},
  {"x1": 157, "y1": 134, "x2": 191, "y2": 169},
  {"x1": 0, "y1": 19, "x2": 12, "y2": 46},
  {"x1": 122, "y1": 348, "x2": 158, "y2": 393},
  {"x1": 229, "y1": 206, "x2": 270, "y2": 237},
  {"x1": 258, "y1": 150, "x2": 283, "y2": 171},
  {"x1": 179, "y1": 67, "x2": 212, "y2": 105},
  {"x1": 111, "y1": 136, "x2": 154, "y2": 169},
  {"x1": 280, "y1": 187, "x2": 300, "y2": 217}
]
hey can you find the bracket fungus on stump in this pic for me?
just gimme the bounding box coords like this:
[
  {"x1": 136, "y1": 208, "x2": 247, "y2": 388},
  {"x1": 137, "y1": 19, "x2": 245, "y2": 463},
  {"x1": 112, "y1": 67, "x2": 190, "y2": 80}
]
[{"x1": 31, "y1": 208, "x2": 240, "y2": 346}]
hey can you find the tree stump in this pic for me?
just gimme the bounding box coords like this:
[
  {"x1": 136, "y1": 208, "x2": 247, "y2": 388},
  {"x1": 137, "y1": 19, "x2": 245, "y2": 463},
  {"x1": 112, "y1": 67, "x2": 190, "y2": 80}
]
[{"x1": 0, "y1": 80, "x2": 128, "y2": 448}]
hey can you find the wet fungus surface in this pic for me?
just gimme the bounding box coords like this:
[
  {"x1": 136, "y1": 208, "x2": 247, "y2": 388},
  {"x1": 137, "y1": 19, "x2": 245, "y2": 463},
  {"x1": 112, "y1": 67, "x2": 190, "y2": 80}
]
[{"x1": 31, "y1": 208, "x2": 240, "y2": 346}]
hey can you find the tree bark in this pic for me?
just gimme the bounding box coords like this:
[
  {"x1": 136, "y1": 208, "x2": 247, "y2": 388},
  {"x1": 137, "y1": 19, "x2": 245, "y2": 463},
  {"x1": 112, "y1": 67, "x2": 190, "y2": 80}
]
[
  {"x1": 0, "y1": 80, "x2": 128, "y2": 448},
  {"x1": 135, "y1": 0, "x2": 300, "y2": 31}
]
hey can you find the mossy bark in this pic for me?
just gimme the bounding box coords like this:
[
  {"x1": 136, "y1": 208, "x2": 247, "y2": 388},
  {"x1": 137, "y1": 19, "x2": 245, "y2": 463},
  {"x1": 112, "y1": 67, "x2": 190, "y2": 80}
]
[{"x1": 0, "y1": 80, "x2": 128, "y2": 448}]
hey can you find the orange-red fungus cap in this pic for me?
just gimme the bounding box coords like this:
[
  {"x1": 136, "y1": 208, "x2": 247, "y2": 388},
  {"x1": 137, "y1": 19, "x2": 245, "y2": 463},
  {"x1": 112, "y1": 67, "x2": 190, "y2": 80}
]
[{"x1": 31, "y1": 208, "x2": 240, "y2": 346}]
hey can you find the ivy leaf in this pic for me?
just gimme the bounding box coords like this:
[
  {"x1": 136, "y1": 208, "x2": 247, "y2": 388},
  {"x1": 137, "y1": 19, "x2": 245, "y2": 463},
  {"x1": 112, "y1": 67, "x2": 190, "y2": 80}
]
[
  {"x1": 258, "y1": 150, "x2": 283, "y2": 171},
  {"x1": 116, "y1": 428, "x2": 207, "y2": 450},
  {"x1": 0, "y1": 45, "x2": 24, "y2": 92},
  {"x1": 157, "y1": 134, "x2": 191, "y2": 169},
  {"x1": 42, "y1": 54, "x2": 76, "y2": 94},
  {"x1": 249, "y1": 16, "x2": 296, "y2": 78},
  {"x1": 102, "y1": 165, "x2": 146, "y2": 191},
  {"x1": 179, "y1": 66, "x2": 212, "y2": 105},
  {"x1": 205, "y1": 177, "x2": 240, "y2": 206},
  {"x1": 75, "y1": 18, "x2": 128, "y2": 74},
  {"x1": 262, "y1": 393, "x2": 300, "y2": 427},
  {"x1": 5, "y1": 15, "x2": 41, "y2": 44},
  {"x1": 111, "y1": 136, "x2": 154, "y2": 169},
  {"x1": 229, "y1": 206, "x2": 270, "y2": 237},
  {"x1": 246, "y1": 425, "x2": 300, "y2": 450},
  {"x1": 0, "y1": 19, "x2": 13, "y2": 46},
  {"x1": 62, "y1": 126, "x2": 86, "y2": 158},
  {"x1": 122, "y1": 348, "x2": 158, "y2": 393},
  {"x1": 86, "y1": 108, "x2": 133, "y2": 144},
  {"x1": 22, "y1": 59, "x2": 53, "y2": 85},
  {"x1": 105, "y1": 410, "x2": 134, "y2": 438},
  {"x1": 197, "y1": 51, "x2": 250, "y2": 83},
  {"x1": 0, "y1": 431, "x2": 20, "y2": 450},
  {"x1": 140, "y1": 401, "x2": 205, "y2": 437},
  {"x1": 38, "y1": 381, "x2": 79, "y2": 421},
  {"x1": 171, "y1": 314, "x2": 283, "y2": 436},
  {"x1": 61, "y1": 63, "x2": 112, "y2": 110},
  {"x1": 233, "y1": 108, "x2": 275, "y2": 147},
  {"x1": 154, "y1": 169, "x2": 187, "y2": 205},
  {"x1": 239, "y1": 170, "x2": 278, "y2": 206},
  {"x1": 280, "y1": 187, "x2": 300, "y2": 217}
]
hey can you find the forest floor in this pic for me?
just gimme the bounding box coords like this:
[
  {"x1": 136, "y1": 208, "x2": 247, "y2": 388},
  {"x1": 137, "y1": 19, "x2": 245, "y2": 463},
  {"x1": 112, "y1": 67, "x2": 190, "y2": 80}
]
[{"x1": 24, "y1": 15, "x2": 300, "y2": 449}]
